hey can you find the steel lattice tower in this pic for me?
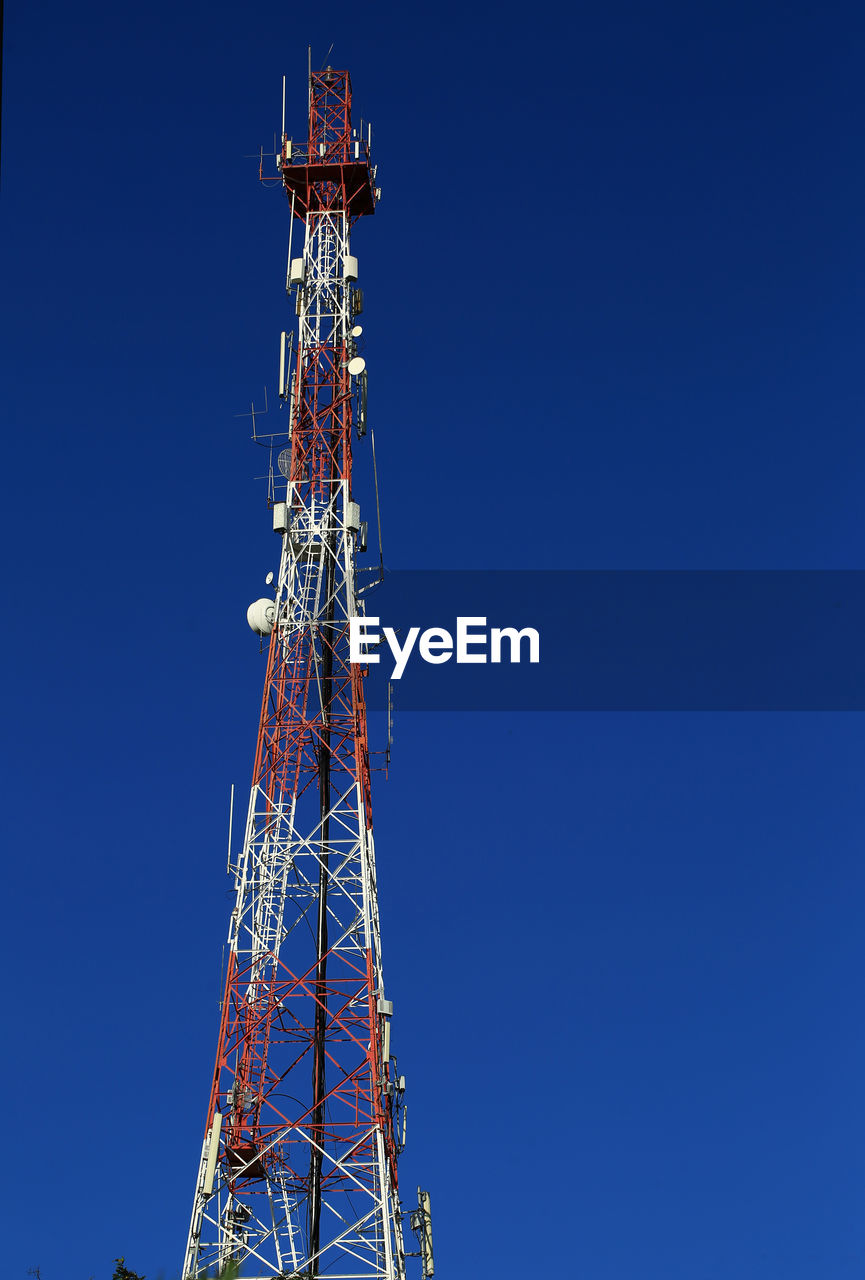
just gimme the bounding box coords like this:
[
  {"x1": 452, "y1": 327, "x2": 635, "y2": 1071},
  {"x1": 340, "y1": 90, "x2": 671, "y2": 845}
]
[{"x1": 183, "y1": 66, "x2": 426, "y2": 1280}]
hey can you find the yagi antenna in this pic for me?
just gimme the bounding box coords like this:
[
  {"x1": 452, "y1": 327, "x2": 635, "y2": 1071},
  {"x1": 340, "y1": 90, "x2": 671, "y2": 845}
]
[{"x1": 234, "y1": 387, "x2": 269, "y2": 440}]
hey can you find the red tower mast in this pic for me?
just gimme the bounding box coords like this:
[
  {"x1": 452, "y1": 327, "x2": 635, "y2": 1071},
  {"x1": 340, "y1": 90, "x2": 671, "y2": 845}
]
[{"x1": 182, "y1": 65, "x2": 431, "y2": 1280}]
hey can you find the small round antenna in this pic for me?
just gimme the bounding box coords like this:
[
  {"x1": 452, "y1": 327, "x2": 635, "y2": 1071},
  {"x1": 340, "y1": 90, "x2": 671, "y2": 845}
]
[
  {"x1": 277, "y1": 447, "x2": 292, "y2": 478},
  {"x1": 351, "y1": 324, "x2": 363, "y2": 338},
  {"x1": 348, "y1": 356, "x2": 366, "y2": 376},
  {"x1": 265, "y1": 571, "x2": 274, "y2": 586}
]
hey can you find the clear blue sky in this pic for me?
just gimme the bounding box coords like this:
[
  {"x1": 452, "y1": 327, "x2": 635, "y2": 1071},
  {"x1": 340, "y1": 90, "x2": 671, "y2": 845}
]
[{"x1": 3, "y1": 1, "x2": 865, "y2": 1276}]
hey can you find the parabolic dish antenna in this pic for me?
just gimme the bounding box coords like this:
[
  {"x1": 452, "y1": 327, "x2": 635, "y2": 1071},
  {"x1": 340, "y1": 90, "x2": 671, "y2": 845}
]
[
  {"x1": 351, "y1": 324, "x2": 363, "y2": 337},
  {"x1": 277, "y1": 447, "x2": 292, "y2": 478},
  {"x1": 348, "y1": 356, "x2": 366, "y2": 376}
]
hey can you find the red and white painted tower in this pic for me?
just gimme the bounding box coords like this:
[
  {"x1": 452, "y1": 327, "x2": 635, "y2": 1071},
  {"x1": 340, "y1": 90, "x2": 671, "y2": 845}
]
[{"x1": 182, "y1": 65, "x2": 432, "y2": 1280}]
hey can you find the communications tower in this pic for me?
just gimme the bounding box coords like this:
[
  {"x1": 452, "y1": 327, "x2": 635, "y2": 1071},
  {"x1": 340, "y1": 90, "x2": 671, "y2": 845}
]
[{"x1": 182, "y1": 65, "x2": 433, "y2": 1280}]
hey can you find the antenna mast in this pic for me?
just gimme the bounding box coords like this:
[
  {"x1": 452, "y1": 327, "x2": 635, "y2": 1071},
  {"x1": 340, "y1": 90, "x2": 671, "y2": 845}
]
[{"x1": 182, "y1": 64, "x2": 414, "y2": 1280}]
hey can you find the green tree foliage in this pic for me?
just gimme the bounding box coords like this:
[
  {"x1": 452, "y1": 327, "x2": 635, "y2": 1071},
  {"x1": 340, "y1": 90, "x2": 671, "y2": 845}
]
[
  {"x1": 100, "y1": 1257, "x2": 242, "y2": 1280},
  {"x1": 113, "y1": 1260, "x2": 145, "y2": 1280}
]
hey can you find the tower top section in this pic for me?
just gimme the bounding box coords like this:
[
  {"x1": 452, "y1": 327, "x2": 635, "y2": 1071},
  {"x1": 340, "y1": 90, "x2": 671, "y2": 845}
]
[{"x1": 275, "y1": 65, "x2": 379, "y2": 220}]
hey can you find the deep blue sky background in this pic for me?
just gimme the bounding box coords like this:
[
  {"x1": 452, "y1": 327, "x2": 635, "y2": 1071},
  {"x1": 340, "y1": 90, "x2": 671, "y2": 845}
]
[{"x1": 3, "y1": 1, "x2": 865, "y2": 1276}]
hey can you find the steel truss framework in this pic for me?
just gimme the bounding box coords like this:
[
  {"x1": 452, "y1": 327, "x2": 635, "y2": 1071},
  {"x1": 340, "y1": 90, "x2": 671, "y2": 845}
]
[{"x1": 183, "y1": 68, "x2": 405, "y2": 1280}]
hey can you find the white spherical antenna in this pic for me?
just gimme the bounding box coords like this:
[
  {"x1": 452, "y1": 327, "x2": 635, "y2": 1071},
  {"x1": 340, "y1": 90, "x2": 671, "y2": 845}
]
[
  {"x1": 351, "y1": 324, "x2": 363, "y2": 338},
  {"x1": 247, "y1": 598, "x2": 276, "y2": 636},
  {"x1": 348, "y1": 356, "x2": 366, "y2": 377},
  {"x1": 277, "y1": 447, "x2": 292, "y2": 478}
]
